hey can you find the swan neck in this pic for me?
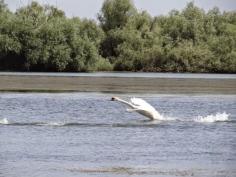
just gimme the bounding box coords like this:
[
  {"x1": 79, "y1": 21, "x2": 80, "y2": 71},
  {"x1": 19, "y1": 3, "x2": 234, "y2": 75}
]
[{"x1": 116, "y1": 98, "x2": 133, "y2": 108}]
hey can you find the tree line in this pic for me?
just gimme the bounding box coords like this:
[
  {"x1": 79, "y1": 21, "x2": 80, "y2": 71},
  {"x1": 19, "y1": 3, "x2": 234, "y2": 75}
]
[{"x1": 0, "y1": 0, "x2": 235, "y2": 73}]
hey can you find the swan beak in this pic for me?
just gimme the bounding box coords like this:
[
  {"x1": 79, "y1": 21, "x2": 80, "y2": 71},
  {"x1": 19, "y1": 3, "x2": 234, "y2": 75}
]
[{"x1": 111, "y1": 97, "x2": 115, "y2": 101}]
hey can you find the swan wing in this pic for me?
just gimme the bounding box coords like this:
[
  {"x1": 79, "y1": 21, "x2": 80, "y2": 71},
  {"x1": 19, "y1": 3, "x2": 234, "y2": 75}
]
[{"x1": 130, "y1": 98, "x2": 156, "y2": 111}]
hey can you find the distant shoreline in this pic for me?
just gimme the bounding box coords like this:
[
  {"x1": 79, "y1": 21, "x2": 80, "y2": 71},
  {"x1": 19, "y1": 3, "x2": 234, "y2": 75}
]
[
  {"x1": 0, "y1": 72, "x2": 236, "y2": 79},
  {"x1": 0, "y1": 73, "x2": 235, "y2": 94}
]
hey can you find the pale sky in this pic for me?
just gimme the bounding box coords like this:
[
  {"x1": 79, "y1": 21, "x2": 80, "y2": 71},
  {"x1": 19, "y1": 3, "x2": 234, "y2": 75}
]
[{"x1": 5, "y1": 0, "x2": 236, "y2": 19}]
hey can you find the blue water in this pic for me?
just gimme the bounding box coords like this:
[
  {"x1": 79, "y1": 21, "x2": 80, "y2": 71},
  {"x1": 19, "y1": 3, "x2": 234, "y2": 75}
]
[{"x1": 0, "y1": 93, "x2": 236, "y2": 177}]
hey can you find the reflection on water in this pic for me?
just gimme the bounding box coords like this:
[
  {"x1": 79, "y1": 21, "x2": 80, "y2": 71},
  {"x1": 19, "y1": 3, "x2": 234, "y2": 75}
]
[{"x1": 0, "y1": 93, "x2": 236, "y2": 177}]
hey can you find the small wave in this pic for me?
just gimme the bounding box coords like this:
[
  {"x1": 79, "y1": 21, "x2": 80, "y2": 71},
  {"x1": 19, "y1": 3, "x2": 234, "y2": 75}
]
[
  {"x1": 40, "y1": 122, "x2": 66, "y2": 126},
  {"x1": 0, "y1": 120, "x2": 66, "y2": 127},
  {"x1": 194, "y1": 112, "x2": 229, "y2": 123},
  {"x1": 0, "y1": 121, "x2": 166, "y2": 128},
  {"x1": 0, "y1": 118, "x2": 9, "y2": 124},
  {"x1": 70, "y1": 166, "x2": 195, "y2": 176}
]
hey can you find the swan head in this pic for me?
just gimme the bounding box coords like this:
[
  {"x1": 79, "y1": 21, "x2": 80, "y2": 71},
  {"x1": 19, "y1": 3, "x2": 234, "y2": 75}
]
[{"x1": 111, "y1": 97, "x2": 119, "y2": 101}]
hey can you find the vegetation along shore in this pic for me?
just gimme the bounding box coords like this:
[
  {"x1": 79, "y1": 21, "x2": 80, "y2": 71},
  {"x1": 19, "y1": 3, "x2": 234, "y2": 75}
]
[{"x1": 0, "y1": 0, "x2": 235, "y2": 73}]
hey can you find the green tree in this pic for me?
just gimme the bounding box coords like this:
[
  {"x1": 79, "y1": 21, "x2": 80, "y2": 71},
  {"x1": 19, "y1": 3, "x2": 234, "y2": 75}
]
[
  {"x1": 0, "y1": 0, "x2": 235, "y2": 73},
  {"x1": 98, "y1": 0, "x2": 137, "y2": 32},
  {"x1": 0, "y1": 0, "x2": 23, "y2": 70}
]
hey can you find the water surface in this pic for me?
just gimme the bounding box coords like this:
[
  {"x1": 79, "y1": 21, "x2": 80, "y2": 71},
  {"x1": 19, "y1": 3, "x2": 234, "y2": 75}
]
[
  {"x1": 0, "y1": 93, "x2": 236, "y2": 177},
  {"x1": 1, "y1": 71, "x2": 236, "y2": 79}
]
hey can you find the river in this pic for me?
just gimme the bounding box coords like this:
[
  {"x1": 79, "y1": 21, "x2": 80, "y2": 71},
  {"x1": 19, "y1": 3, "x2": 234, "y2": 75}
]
[{"x1": 0, "y1": 73, "x2": 236, "y2": 177}]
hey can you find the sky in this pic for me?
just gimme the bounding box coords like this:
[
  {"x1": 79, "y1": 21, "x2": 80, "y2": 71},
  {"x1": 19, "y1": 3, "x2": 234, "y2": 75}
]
[{"x1": 5, "y1": 0, "x2": 236, "y2": 19}]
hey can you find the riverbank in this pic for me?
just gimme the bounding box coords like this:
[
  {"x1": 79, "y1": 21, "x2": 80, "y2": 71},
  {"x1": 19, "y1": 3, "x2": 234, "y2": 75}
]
[{"x1": 0, "y1": 72, "x2": 235, "y2": 94}]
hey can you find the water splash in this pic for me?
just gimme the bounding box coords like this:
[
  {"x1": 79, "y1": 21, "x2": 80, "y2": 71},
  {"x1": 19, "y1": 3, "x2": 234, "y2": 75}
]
[
  {"x1": 194, "y1": 112, "x2": 229, "y2": 123},
  {"x1": 0, "y1": 118, "x2": 9, "y2": 124},
  {"x1": 0, "y1": 112, "x2": 231, "y2": 127},
  {"x1": 38, "y1": 122, "x2": 66, "y2": 126},
  {"x1": 162, "y1": 115, "x2": 177, "y2": 121}
]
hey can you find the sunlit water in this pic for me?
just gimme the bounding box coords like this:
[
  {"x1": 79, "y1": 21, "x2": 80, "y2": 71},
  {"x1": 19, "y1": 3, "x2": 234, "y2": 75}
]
[{"x1": 0, "y1": 93, "x2": 236, "y2": 177}]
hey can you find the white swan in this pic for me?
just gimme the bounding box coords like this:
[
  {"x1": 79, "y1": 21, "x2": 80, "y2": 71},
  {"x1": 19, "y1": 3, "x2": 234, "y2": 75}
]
[{"x1": 111, "y1": 97, "x2": 162, "y2": 120}]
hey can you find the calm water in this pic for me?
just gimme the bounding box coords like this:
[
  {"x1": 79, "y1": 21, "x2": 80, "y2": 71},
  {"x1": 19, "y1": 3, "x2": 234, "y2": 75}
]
[
  {"x1": 1, "y1": 71, "x2": 236, "y2": 79},
  {"x1": 0, "y1": 93, "x2": 236, "y2": 177}
]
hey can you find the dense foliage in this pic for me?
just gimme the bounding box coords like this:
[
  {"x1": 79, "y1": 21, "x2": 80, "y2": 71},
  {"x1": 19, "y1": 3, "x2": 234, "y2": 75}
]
[{"x1": 0, "y1": 0, "x2": 235, "y2": 72}]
